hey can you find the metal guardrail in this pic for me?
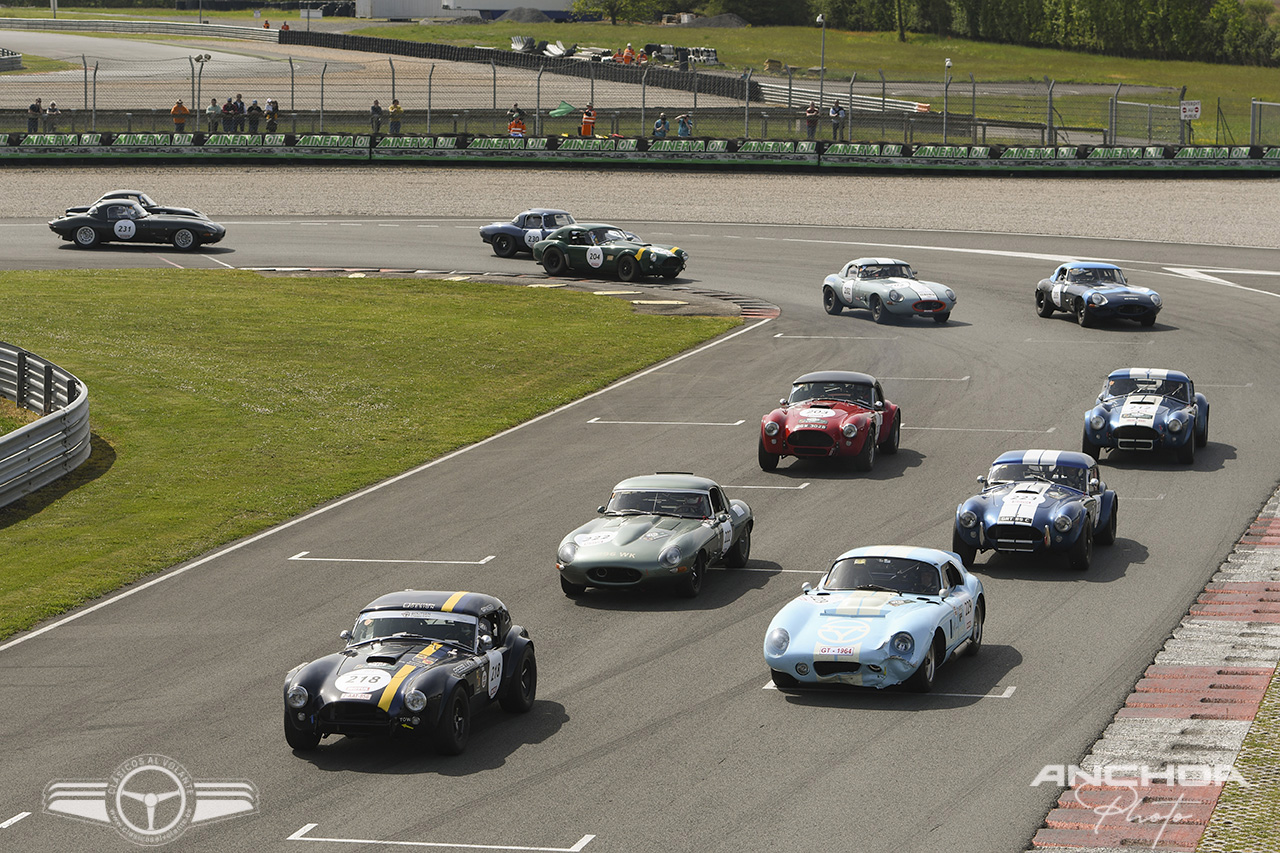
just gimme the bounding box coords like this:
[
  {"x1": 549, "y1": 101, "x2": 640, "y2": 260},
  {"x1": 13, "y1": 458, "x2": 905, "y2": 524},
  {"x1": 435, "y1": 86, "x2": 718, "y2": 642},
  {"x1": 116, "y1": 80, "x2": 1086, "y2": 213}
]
[
  {"x1": 756, "y1": 80, "x2": 928, "y2": 114},
  {"x1": 0, "y1": 46, "x2": 22, "y2": 72},
  {"x1": 0, "y1": 342, "x2": 91, "y2": 511},
  {"x1": 0, "y1": 17, "x2": 280, "y2": 42}
]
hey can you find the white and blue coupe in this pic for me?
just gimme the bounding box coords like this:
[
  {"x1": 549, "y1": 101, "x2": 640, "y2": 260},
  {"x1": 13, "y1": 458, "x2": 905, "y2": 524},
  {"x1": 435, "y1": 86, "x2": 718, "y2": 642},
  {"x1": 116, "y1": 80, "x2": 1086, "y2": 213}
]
[
  {"x1": 1082, "y1": 368, "x2": 1209, "y2": 465},
  {"x1": 763, "y1": 546, "x2": 984, "y2": 693}
]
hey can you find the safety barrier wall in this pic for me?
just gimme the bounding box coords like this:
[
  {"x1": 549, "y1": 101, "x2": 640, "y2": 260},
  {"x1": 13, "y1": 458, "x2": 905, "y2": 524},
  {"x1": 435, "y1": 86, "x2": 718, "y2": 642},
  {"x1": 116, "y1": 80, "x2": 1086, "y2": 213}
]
[
  {"x1": 3, "y1": 132, "x2": 1279, "y2": 172},
  {"x1": 0, "y1": 342, "x2": 91, "y2": 511},
  {"x1": 0, "y1": 17, "x2": 280, "y2": 41}
]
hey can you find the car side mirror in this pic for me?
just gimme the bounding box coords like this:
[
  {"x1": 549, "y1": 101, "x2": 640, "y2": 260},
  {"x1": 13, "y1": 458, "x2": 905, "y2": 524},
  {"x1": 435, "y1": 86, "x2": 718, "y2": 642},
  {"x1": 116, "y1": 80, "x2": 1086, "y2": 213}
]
[
  {"x1": 339, "y1": 629, "x2": 353, "y2": 642},
  {"x1": 717, "y1": 512, "x2": 730, "y2": 523},
  {"x1": 874, "y1": 400, "x2": 885, "y2": 410},
  {"x1": 977, "y1": 475, "x2": 987, "y2": 485},
  {"x1": 479, "y1": 634, "x2": 494, "y2": 652},
  {"x1": 938, "y1": 588, "x2": 949, "y2": 599},
  {"x1": 1089, "y1": 478, "x2": 1100, "y2": 490},
  {"x1": 597, "y1": 505, "x2": 606, "y2": 514},
  {"x1": 779, "y1": 398, "x2": 788, "y2": 406},
  {"x1": 801, "y1": 582, "x2": 812, "y2": 593}
]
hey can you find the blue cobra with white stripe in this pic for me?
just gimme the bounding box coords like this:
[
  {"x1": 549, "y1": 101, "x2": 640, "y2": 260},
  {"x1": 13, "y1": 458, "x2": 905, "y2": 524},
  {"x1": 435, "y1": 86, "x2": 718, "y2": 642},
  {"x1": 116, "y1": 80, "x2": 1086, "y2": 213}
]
[{"x1": 1082, "y1": 368, "x2": 1209, "y2": 465}]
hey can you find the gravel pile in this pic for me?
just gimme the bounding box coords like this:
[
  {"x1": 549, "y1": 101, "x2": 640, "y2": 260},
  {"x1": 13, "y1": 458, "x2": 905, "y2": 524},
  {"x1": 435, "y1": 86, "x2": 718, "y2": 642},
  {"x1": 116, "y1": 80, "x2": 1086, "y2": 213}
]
[
  {"x1": 496, "y1": 7, "x2": 552, "y2": 23},
  {"x1": 680, "y1": 14, "x2": 749, "y2": 28}
]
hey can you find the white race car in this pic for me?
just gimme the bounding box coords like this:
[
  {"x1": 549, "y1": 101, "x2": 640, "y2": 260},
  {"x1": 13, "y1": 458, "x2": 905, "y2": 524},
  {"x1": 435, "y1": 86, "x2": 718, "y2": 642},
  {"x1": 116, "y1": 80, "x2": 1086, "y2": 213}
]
[{"x1": 822, "y1": 257, "x2": 957, "y2": 324}]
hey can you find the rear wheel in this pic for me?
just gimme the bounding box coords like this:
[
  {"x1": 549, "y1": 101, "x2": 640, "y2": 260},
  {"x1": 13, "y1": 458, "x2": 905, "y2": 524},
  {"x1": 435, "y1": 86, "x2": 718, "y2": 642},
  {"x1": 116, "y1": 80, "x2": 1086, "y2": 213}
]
[
  {"x1": 1035, "y1": 289, "x2": 1055, "y2": 317},
  {"x1": 284, "y1": 709, "x2": 320, "y2": 751},
  {"x1": 1097, "y1": 500, "x2": 1118, "y2": 546},
  {"x1": 172, "y1": 228, "x2": 198, "y2": 251},
  {"x1": 757, "y1": 438, "x2": 779, "y2": 472},
  {"x1": 933, "y1": 311, "x2": 951, "y2": 324},
  {"x1": 498, "y1": 645, "x2": 537, "y2": 713},
  {"x1": 906, "y1": 640, "x2": 937, "y2": 692},
  {"x1": 492, "y1": 234, "x2": 517, "y2": 257},
  {"x1": 870, "y1": 295, "x2": 889, "y2": 324},
  {"x1": 559, "y1": 575, "x2": 586, "y2": 598},
  {"x1": 678, "y1": 555, "x2": 705, "y2": 598},
  {"x1": 881, "y1": 412, "x2": 901, "y2": 455},
  {"x1": 822, "y1": 286, "x2": 842, "y2": 315},
  {"x1": 724, "y1": 524, "x2": 751, "y2": 568},
  {"x1": 951, "y1": 530, "x2": 977, "y2": 569},
  {"x1": 963, "y1": 601, "x2": 984, "y2": 657},
  {"x1": 542, "y1": 247, "x2": 567, "y2": 276},
  {"x1": 617, "y1": 254, "x2": 640, "y2": 282},
  {"x1": 851, "y1": 431, "x2": 876, "y2": 472},
  {"x1": 1067, "y1": 522, "x2": 1093, "y2": 571},
  {"x1": 1075, "y1": 298, "x2": 1094, "y2": 327},
  {"x1": 432, "y1": 685, "x2": 471, "y2": 755},
  {"x1": 74, "y1": 226, "x2": 99, "y2": 248}
]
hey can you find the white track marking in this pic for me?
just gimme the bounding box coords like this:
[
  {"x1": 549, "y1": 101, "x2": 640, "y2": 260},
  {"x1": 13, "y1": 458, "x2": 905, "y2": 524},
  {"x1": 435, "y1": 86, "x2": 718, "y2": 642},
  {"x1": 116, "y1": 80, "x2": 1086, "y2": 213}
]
[
  {"x1": 202, "y1": 254, "x2": 234, "y2": 269},
  {"x1": 905, "y1": 426, "x2": 1055, "y2": 433},
  {"x1": 764, "y1": 682, "x2": 1016, "y2": 698},
  {"x1": 160, "y1": 257, "x2": 183, "y2": 269},
  {"x1": 1163, "y1": 267, "x2": 1280, "y2": 299},
  {"x1": 288, "y1": 551, "x2": 495, "y2": 566},
  {"x1": 1025, "y1": 338, "x2": 1152, "y2": 345},
  {"x1": 773, "y1": 333, "x2": 899, "y2": 340},
  {"x1": 1124, "y1": 494, "x2": 1166, "y2": 501},
  {"x1": 714, "y1": 567, "x2": 824, "y2": 574},
  {"x1": 287, "y1": 823, "x2": 595, "y2": 851},
  {"x1": 881, "y1": 376, "x2": 970, "y2": 382},
  {"x1": 0, "y1": 318, "x2": 773, "y2": 654},
  {"x1": 724, "y1": 482, "x2": 811, "y2": 490},
  {"x1": 1199, "y1": 382, "x2": 1252, "y2": 388},
  {"x1": 0, "y1": 813, "x2": 30, "y2": 829},
  {"x1": 587, "y1": 417, "x2": 744, "y2": 426}
]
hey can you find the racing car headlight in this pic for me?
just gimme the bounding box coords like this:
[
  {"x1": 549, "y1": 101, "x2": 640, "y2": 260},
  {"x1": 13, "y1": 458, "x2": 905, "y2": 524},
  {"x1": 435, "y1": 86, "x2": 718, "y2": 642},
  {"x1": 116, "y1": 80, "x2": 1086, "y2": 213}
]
[
  {"x1": 763, "y1": 421, "x2": 780, "y2": 436},
  {"x1": 890, "y1": 632, "x2": 915, "y2": 656},
  {"x1": 557, "y1": 542, "x2": 577, "y2": 564},
  {"x1": 1167, "y1": 417, "x2": 1184, "y2": 433},
  {"x1": 888, "y1": 289, "x2": 904, "y2": 303},
  {"x1": 1089, "y1": 293, "x2": 1108, "y2": 306},
  {"x1": 958, "y1": 510, "x2": 978, "y2": 529},
  {"x1": 286, "y1": 685, "x2": 309, "y2": 709},
  {"x1": 765, "y1": 627, "x2": 790, "y2": 656},
  {"x1": 404, "y1": 689, "x2": 427, "y2": 712},
  {"x1": 1054, "y1": 515, "x2": 1074, "y2": 533},
  {"x1": 659, "y1": 544, "x2": 683, "y2": 568},
  {"x1": 944, "y1": 288, "x2": 956, "y2": 301},
  {"x1": 1090, "y1": 414, "x2": 1106, "y2": 431},
  {"x1": 842, "y1": 423, "x2": 858, "y2": 438},
  {"x1": 1150, "y1": 293, "x2": 1161, "y2": 306}
]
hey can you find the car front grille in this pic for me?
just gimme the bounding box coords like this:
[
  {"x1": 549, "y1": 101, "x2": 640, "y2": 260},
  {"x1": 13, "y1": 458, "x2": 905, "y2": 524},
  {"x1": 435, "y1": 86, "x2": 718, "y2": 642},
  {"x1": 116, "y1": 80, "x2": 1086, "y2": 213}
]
[
  {"x1": 587, "y1": 566, "x2": 644, "y2": 583},
  {"x1": 1117, "y1": 304, "x2": 1151, "y2": 316},
  {"x1": 319, "y1": 702, "x2": 390, "y2": 731},
  {"x1": 1115, "y1": 424, "x2": 1158, "y2": 450},
  {"x1": 987, "y1": 523, "x2": 1042, "y2": 552},
  {"x1": 788, "y1": 429, "x2": 834, "y2": 449},
  {"x1": 912, "y1": 300, "x2": 944, "y2": 312},
  {"x1": 813, "y1": 660, "x2": 862, "y2": 676}
]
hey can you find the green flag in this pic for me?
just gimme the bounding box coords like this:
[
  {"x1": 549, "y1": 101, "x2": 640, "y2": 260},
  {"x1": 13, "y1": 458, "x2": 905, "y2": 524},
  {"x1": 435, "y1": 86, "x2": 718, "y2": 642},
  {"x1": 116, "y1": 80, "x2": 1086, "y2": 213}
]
[{"x1": 548, "y1": 100, "x2": 576, "y2": 118}]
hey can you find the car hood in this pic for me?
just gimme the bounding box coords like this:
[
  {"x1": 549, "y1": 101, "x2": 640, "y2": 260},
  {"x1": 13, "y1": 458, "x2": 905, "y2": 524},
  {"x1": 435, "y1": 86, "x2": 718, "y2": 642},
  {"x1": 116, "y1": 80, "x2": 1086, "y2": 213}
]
[
  {"x1": 565, "y1": 514, "x2": 704, "y2": 553},
  {"x1": 1100, "y1": 394, "x2": 1189, "y2": 427},
  {"x1": 773, "y1": 590, "x2": 942, "y2": 646},
  {"x1": 1091, "y1": 285, "x2": 1159, "y2": 302},
  {"x1": 776, "y1": 403, "x2": 869, "y2": 429},
  {"x1": 975, "y1": 480, "x2": 1081, "y2": 524},
  {"x1": 316, "y1": 640, "x2": 463, "y2": 703},
  {"x1": 879, "y1": 276, "x2": 950, "y2": 301}
]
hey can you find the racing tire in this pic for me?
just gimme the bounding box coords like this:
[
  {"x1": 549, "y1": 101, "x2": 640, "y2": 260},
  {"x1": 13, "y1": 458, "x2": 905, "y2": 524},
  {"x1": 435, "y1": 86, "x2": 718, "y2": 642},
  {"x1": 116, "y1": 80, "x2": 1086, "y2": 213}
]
[
  {"x1": 905, "y1": 639, "x2": 938, "y2": 693},
  {"x1": 560, "y1": 575, "x2": 587, "y2": 598},
  {"x1": 770, "y1": 669, "x2": 799, "y2": 689},
  {"x1": 432, "y1": 684, "x2": 471, "y2": 755},
  {"x1": 678, "y1": 555, "x2": 705, "y2": 599},
  {"x1": 724, "y1": 523, "x2": 751, "y2": 568},
  {"x1": 1035, "y1": 289, "x2": 1055, "y2": 317},
  {"x1": 660, "y1": 267, "x2": 681, "y2": 280},
  {"x1": 951, "y1": 530, "x2": 977, "y2": 569},
  {"x1": 616, "y1": 254, "x2": 640, "y2": 282},
  {"x1": 498, "y1": 644, "x2": 537, "y2": 713},
  {"x1": 492, "y1": 234, "x2": 517, "y2": 258},
  {"x1": 542, "y1": 247, "x2": 568, "y2": 276},
  {"x1": 1067, "y1": 522, "x2": 1093, "y2": 571},
  {"x1": 284, "y1": 710, "x2": 321, "y2": 751},
  {"x1": 1097, "y1": 500, "x2": 1118, "y2": 546},
  {"x1": 1139, "y1": 314, "x2": 1157, "y2": 327},
  {"x1": 880, "y1": 413, "x2": 901, "y2": 455},
  {"x1": 172, "y1": 228, "x2": 198, "y2": 251},
  {"x1": 869, "y1": 295, "x2": 890, "y2": 324},
  {"x1": 1075, "y1": 298, "x2": 1094, "y2": 328},
  {"x1": 1081, "y1": 433, "x2": 1101, "y2": 461},
  {"x1": 74, "y1": 226, "x2": 99, "y2": 248},
  {"x1": 851, "y1": 432, "x2": 876, "y2": 472},
  {"x1": 1176, "y1": 435, "x2": 1195, "y2": 465},
  {"x1": 757, "y1": 439, "x2": 779, "y2": 472},
  {"x1": 963, "y1": 600, "x2": 984, "y2": 657},
  {"x1": 822, "y1": 286, "x2": 842, "y2": 315},
  {"x1": 1195, "y1": 410, "x2": 1209, "y2": 448},
  {"x1": 933, "y1": 311, "x2": 951, "y2": 324}
]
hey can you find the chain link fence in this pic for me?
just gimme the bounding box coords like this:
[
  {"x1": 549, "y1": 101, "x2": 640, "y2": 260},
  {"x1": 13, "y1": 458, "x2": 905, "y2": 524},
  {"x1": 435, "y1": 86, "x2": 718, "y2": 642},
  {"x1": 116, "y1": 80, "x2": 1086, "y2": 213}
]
[{"x1": 1250, "y1": 100, "x2": 1280, "y2": 146}]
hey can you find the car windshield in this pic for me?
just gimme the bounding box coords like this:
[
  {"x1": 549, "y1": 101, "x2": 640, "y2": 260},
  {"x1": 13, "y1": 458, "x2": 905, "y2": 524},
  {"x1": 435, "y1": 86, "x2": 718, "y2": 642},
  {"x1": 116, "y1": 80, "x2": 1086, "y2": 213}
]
[
  {"x1": 826, "y1": 556, "x2": 942, "y2": 596},
  {"x1": 349, "y1": 610, "x2": 478, "y2": 649},
  {"x1": 1104, "y1": 376, "x2": 1190, "y2": 402},
  {"x1": 136, "y1": 193, "x2": 156, "y2": 206},
  {"x1": 858, "y1": 264, "x2": 911, "y2": 279},
  {"x1": 589, "y1": 227, "x2": 631, "y2": 244},
  {"x1": 1066, "y1": 267, "x2": 1126, "y2": 285},
  {"x1": 606, "y1": 489, "x2": 711, "y2": 518},
  {"x1": 987, "y1": 463, "x2": 1086, "y2": 492},
  {"x1": 788, "y1": 381, "x2": 873, "y2": 407}
]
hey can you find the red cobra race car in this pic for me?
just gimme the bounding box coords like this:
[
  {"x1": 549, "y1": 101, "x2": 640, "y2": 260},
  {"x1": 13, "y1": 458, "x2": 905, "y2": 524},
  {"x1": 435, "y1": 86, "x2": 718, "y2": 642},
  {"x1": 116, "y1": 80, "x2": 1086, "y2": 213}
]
[{"x1": 758, "y1": 370, "x2": 901, "y2": 472}]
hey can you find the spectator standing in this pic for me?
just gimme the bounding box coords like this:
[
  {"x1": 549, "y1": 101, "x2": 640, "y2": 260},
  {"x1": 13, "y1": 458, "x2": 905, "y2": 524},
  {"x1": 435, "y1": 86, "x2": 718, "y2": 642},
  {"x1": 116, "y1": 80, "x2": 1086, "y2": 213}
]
[
  {"x1": 206, "y1": 98, "x2": 220, "y2": 132},
  {"x1": 170, "y1": 99, "x2": 190, "y2": 133},
  {"x1": 804, "y1": 101, "x2": 819, "y2": 140},
  {"x1": 388, "y1": 99, "x2": 403, "y2": 135},
  {"x1": 370, "y1": 99, "x2": 383, "y2": 133},
  {"x1": 246, "y1": 99, "x2": 264, "y2": 133},
  {"x1": 829, "y1": 100, "x2": 846, "y2": 140},
  {"x1": 233, "y1": 93, "x2": 246, "y2": 131},
  {"x1": 43, "y1": 102, "x2": 60, "y2": 132},
  {"x1": 27, "y1": 97, "x2": 41, "y2": 133},
  {"x1": 506, "y1": 103, "x2": 525, "y2": 123},
  {"x1": 580, "y1": 103, "x2": 596, "y2": 137},
  {"x1": 264, "y1": 98, "x2": 279, "y2": 133},
  {"x1": 653, "y1": 112, "x2": 669, "y2": 138},
  {"x1": 221, "y1": 97, "x2": 236, "y2": 132},
  {"x1": 676, "y1": 113, "x2": 693, "y2": 138}
]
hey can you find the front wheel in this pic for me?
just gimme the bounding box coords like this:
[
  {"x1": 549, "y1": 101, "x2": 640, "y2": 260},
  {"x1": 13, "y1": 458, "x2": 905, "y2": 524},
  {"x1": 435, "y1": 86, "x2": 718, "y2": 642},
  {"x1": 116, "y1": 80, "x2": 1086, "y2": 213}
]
[
  {"x1": 757, "y1": 438, "x2": 779, "y2": 472},
  {"x1": 1139, "y1": 314, "x2": 1157, "y2": 327},
  {"x1": 661, "y1": 267, "x2": 681, "y2": 280},
  {"x1": 770, "y1": 669, "x2": 799, "y2": 689},
  {"x1": 1097, "y1": 500, "x2": 1118, "y2": 546},
  {"x1": 851, "y1": 432, "x2": 876, "y2": 472},
  {"x1": 869, "y1": 295, "x2": 889, "y2": 324},
  {"x1": 74, "y1": 226, "x2": 99, "y2": 248},
  {"x1": 560, "y1": 575, "x2": 586, "y2": 598},
  {"x1": 951, "y1": 530, "x2": 977, "y2": 569},
  {"x1": 933, "y1": 311, "x2": 951, "y2": 324},
  {"x1": 1075, "y1": 298, "x2": 1094, "y2": 328},
  {"x1": 617, "y1": 254, "x2": 641, "y2": 282},
  {"x1": 492, "y1": 233, "x2": 517, "y2": 258},
  {"x1": 542, "y1": 247, "x2": 568, "y2": 276},
  {"x1": 498, "y1": 645, "x2": 537, "y2": 713},
  {"x1": 822, "y1": 286, "x2": 842, "y2": 315},
  {"x1": 963, "y1": 601, "x2": 984, "y2": 657},
  {"x1": 881, "y1": 413, "x2": 901, "y2": 455},
  {"x1": 1195, "y1": 411, "x2": 1209, "y2": 448},
  {"x1": 172, "y1": 228, "x2": 198, "y2": 251},
  {"x1": 1081, "y1": 433, "x2": 1101, "y2": 461},
  {"x1": 432, "y1": 685, "x2": 471, "y2": 755},
  {"x1": 724, "y1": 524, "x2": 751, "y2": 568},
  {"x1": 678, "y1": 555, "x2": 705, "y2": 598},
  {"x1": 905, "y1": 640, "x2": 937, "y2": 692},
  {"x1": 1035, "y1": 289, "x2": 1055, "y2": 317},
  {"x1": 1067, "y1": 522, "x2": 1093, "y2": 571},
  {"x1": 284, "y1": 710, "x2": 320, "y2": 751},
  {"x1": 1176, "y1": 435, "x2": 1195, "y2": 465}
]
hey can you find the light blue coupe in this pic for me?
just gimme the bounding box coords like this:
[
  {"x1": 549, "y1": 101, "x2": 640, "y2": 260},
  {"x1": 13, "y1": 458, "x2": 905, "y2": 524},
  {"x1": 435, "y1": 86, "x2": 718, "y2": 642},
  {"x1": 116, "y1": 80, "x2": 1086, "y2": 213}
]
[{"x1": 763, "y1": 546, "x2": 984, "y2": 692}]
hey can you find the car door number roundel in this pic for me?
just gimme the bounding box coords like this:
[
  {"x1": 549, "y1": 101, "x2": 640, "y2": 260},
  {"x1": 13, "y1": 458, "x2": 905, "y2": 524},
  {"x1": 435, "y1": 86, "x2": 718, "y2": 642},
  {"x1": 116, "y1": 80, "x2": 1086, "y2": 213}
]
[
  {"x1": 720, "y1": 520, "x2": 732, "y2": 553},
  {"x1": 524, "y1": 230, "x2": 539, "y2": 246},
  {"x1": 335, "y1": 668, "x2": 392, "y2": 692},
  {"x1": 485, "y1": 650, "x2": 502, "y2": 699},
  {"x1": 586, "y1": 246, "x2": 604, "y2": 268},
  {"x1": 113, "y1": 220, "x2": 137, "y2": 239},
  {"x1": 842, "y1": 280, "x2": 854, "y2": 303},
  {"x1": 1051, "y1": 282, "x2": 1066, "y2": 307}
]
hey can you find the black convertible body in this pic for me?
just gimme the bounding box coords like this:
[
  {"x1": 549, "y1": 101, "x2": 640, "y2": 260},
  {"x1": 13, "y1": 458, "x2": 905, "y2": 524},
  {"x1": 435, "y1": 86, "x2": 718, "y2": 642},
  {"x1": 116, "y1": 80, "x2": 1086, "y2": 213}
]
[{"x1": 49, "y1": 200, "x2": 225, "y2": 250}]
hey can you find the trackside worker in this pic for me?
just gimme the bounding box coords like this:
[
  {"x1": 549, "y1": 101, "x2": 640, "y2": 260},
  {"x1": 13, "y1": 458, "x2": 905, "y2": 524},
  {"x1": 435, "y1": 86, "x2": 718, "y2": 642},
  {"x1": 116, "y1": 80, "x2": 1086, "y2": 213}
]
[{"x1": 580, "y1": 103, "x2": 596, "y2": 137}]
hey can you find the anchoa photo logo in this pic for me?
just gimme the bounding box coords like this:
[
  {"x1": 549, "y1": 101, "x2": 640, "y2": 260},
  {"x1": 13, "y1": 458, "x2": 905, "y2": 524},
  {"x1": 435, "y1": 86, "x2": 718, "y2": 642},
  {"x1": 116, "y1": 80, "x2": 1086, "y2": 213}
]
[{"x1": 1031, "y1": 763, "x2": 1250, "y2": 788}]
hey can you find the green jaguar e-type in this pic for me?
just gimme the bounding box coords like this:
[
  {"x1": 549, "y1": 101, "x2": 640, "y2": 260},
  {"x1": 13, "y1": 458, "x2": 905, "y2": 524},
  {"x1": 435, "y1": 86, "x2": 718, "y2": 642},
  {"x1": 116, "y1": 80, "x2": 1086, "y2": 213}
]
[{"x1": 532, "y1": 223, "x2": 687, "y2": 281}]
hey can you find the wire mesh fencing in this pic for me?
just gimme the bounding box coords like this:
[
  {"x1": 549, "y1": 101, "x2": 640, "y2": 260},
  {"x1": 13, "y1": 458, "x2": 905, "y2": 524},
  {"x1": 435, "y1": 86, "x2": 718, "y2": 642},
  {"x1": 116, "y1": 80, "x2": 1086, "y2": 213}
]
[{"x1": 1250, "y1": 100, "x2": 1280, "y2": 146}]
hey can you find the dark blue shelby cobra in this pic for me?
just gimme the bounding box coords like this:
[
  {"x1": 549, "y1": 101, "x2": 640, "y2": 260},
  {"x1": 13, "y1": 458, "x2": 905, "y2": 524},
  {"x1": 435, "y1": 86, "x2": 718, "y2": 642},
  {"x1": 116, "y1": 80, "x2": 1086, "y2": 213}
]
[{"x1": 1082, "y1": 368, "x2": 1209, "y2": 465}]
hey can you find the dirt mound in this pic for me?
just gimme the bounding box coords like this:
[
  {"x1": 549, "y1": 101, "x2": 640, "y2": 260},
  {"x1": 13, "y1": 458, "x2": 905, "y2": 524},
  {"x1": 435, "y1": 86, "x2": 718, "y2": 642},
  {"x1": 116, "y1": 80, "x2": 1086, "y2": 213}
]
[
  {"x1": 679, "y1": 13, "x2": 749, "y2": 28},
  {"x1": 497, "y1": 7, "x2": 552, "y2": 23},
  {"x1": 439, "y1": 15, "x2": 486, "y2": 24}
]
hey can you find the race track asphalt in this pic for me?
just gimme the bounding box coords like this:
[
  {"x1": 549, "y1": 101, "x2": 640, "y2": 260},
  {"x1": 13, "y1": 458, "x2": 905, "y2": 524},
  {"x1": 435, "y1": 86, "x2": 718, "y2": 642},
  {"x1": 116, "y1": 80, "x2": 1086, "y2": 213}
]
[{"x1": 1, "y1": 194, "x2": 1279, "y2": 853}]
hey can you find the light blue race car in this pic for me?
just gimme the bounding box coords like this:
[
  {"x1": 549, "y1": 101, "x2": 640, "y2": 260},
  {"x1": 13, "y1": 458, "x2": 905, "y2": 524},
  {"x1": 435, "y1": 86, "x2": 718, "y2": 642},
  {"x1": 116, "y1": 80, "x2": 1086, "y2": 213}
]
[
  {"x1": 1082, "y1": 368, "x2": 1209, "y2": 465},
  {"x1": 953, "y1": 450, "x2": 1117, "y2": 572},
  {"x1": 763, "y1": 545, "x2": 984, "y2": 693}
]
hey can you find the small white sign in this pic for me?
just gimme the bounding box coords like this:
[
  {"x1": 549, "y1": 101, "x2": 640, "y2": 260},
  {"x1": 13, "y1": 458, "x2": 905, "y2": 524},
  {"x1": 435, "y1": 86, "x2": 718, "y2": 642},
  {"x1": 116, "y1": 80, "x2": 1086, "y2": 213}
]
[{"x1": 1180, "y1": 100, "x2": 1201, "y2": 121}]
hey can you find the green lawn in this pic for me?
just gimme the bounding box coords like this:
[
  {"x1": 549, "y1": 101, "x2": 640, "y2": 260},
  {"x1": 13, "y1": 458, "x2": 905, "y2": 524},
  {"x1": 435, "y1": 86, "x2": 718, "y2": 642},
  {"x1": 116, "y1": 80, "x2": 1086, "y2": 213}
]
[
  {"x1": 0, "y1": 52, "x2": 81, "y2": 75},
  {"x1": 0, "y1": 269, "x2": 738, "y2": 640}
]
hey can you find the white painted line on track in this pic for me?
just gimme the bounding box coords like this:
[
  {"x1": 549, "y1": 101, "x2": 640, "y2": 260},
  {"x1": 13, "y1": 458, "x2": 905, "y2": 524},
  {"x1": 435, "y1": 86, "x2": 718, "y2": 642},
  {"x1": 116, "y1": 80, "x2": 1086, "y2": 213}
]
[
  {"x1": 723, "y1": 482, "x2": 811, "y2": 490},
  {"x1": 203, "y1": 254, "x2": 234, "y2": 269},
  {"x1": 773, "y1": 333, "x2": 899, "y2": 340},
  {"x1": 0, "y1": 317, "x2": 774, "y2": 654},
  {"x1": 289, "y1": 551, "x2": 495, "y2": 566},
  {"x1": 715, "y1": 567, "x2": 824, "y2": 574},
  {"x1": 160, "y1": 257, "x2": 183, "y2": 269},
  {"x1": 287, "y1": 823, "x2": 596, "y2": 851},
  {"x1": 1163, "y1": 267, "x2": 1280, "y2": 299},
  {"x1": 377, "y1": 224, "x2": 399, "y2": 227},
  {"x1": 0, "y1": 812, "x2": 30, "y2": 829},
  {"x1": 587, "y1": 417, "x2": 745, "y2": 426},
  {"x1": 418, "y1": 224, "x2": 438, "y2": 228},
  {"x1": 1199, "y1": 382, "x2": 1253, "y2": 388},
  {"x1": 905, "y1": 426, "x2": 1055, "y2": 433},
  {"x1": 763, "y1": 682, "x2": 1016, "y2": 698},
  {"x1": 1025, "y1": 338, "x2": 1152, "y2": 345},
  {"x1": 1124, "y1": 494, "x2": 1166, "y2": 501},
  {"x1": 881, "y1": 376, "x2": 970, "y2": 382}
]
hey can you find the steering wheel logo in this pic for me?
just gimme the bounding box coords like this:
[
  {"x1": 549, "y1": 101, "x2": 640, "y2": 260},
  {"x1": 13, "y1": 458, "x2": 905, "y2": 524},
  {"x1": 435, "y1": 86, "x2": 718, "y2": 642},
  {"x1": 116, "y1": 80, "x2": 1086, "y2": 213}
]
[{"x1": 106, "y1": 755, "x2": 196, "y2": 845}]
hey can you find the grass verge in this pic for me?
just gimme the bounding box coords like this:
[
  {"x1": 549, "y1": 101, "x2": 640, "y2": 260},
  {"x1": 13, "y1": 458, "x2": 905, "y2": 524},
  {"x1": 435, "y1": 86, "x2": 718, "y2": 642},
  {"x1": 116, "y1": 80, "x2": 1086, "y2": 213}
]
[
  {"x1": 0, "y1": 269, "x2": 739, "y2": 640},
  {"x1": 0, "y1": 53, "x2": 81, "y2": 75}
]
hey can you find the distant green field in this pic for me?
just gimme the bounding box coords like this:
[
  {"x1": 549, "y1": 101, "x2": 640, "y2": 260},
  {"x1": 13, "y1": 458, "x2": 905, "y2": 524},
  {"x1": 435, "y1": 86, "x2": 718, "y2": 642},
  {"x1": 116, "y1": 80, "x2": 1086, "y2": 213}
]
[{"x1": 0, "y1": 53, "x2": 81, "y2": 75}]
